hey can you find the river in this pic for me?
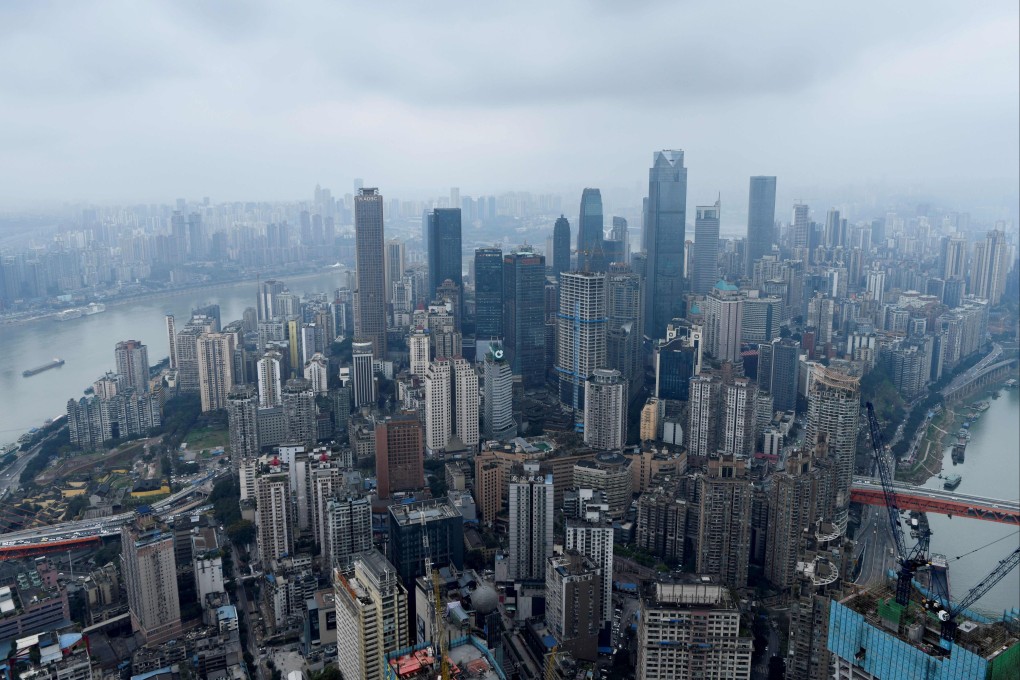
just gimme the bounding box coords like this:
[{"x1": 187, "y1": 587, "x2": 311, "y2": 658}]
[
  {"x1": 922, "y1": 386, "x2": 1020, "y2": 615},
  {"x1": 0, "y1": 270, "x2": 346, "y2": 445}
]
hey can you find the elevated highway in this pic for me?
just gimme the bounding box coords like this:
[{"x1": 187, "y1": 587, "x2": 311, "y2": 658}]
[
  {"x1": 851, "y1": 476, "x2": 1019, "y2": 525},
  {"x1": 0, "y1": 471, "x2": 225, "y2": 560}
]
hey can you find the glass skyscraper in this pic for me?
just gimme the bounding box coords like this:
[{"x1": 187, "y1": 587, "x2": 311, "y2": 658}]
[
  {"x1": 354, "y1": 188, "x2": 387, "y2": 358},
  {"x1": 645, "y1": 150, "x2": 687, "y2": 339},
  {"x1": 745, "y1": 176, "x2": 777, "y2": 276},
  {"x1": 503, "y1": 248, "x2": 547, "y2": 388},
  {"x1": 473, "y1": 247, "x2": 503, "y2": 340},
  {"x1": 552, "y1": 215, "x2": 571, "y2": 280},
  {"x1": 691, "y1": 198, "x2": 721, "y2": 295},
  {"x1": 577, "y1": 188, "x2": 605, "y2": 273},
  {"x1": 426, "y1": 208, "x2": 463, "y2": 301}
]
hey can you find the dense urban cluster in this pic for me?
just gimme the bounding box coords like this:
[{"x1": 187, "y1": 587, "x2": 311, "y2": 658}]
[{"x1": 1, "y1": 151, "x2": 1018, "y2": 680}]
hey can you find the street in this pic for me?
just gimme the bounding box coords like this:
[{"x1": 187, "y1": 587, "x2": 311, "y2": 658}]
[{"x1": 855, "y1": 505, "x2": 895, "y2": 585}]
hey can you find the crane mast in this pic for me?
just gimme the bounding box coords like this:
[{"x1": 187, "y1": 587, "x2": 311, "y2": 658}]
[{"x1": 420, "y1": 513, "x2": 449, "y2": 680}]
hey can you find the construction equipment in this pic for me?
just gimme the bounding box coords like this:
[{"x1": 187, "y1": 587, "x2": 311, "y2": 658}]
[
  {"x1": 865, "y1": 402, "x2": 932, "y2": 606},
  {"x1": 421, "y1": 512, "x2": 450, "y2": 680},
  {"x1": 544, "y1": 645, "x2": 558, "y2": 680},
  {"x1": 923, "y1": 546, "x2": 1020, "y2": 641}
]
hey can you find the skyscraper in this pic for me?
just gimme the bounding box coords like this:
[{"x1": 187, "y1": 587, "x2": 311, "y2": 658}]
[
  {"x1": 226, "y1": 384, "x2": 259, "y2": 475},
  {"x1": 354, "y1": 188, "x2": 387, "y2": 357},
  {"x1": 502, "y1": 248, "x2": 547, "y2": 388},
  {"x1": 745, "y1": 176, "x2": 777, "y2": 276},
  {"x1": 352, "y1": 339, "x2": 376, "y2": 407},
  {"x1": 545, "y1": 551, "x2": 602, "y2": 662},
  {"x1": 697, "y1": 455, "x2": 752, "y2": 589},
  {"x1": 483, "y1": 343, "x2": 517, "y2": 441},
  {"x1": 165, "y1": 315, "x2": 178, "y2": 369},
  {"x1": 303, "y1": 352, "x2": 329, "y2": 395},
  {"x1": 637, "y1": 581, "x2": 752, "y2": 680},
  {"x1": 333, "y1": 550, "x2": 409, "y2": 680},
  {"x1": 121, "y1": 513, "x2": 182, "y2": 645},
  {"x1": 115, "y1": 340, "x2": 150, "y2": 394},
  {"x1": 556, "y1": 271, "x2": 607, "y2": 411},
  {"x1": 197, "y1": 332, "x2": 237, "y2": 412},
  {"x1": 426, "y1": 208, "x2": 463, "y2": 304},
  {"x1": 790, "y1": 203, "x2": 810, "y2": 250},
  {"x1": 645, "y1": 150, "x2": 688, "y2": 338},
  {"x1": 971, "y1": 229, "x2": 1010, "y2": 304},
  {"x1": 281, "y1": 378, "x2": 316, "y2": 444},
  {"x1": 688, "y1": 375, "x2": 721, "y2": 458},
  {"x1": 691, "y1": 198, "x2": 721, "y2": 295},
  {"x1": 473, "y1": 247, "x2": 503, "y2": 341},
  {"x1": 257, "y1": 279, "x2": 285, "y2": 322},
  {"x1": 452, "y1": 357, "x2": 479, "y2": 450},
  {"x1": 606, "y1": 265, "x2": 643, "y2": 400},
  {"x1": 424, "y1": 358, "x2": 452, "y2": 453},
  {"x1": 375, "y1": 413, "x2": 425, "y2": 499},
  {"x1": 508, "y1": 464, "x2": 554, "y2": 581},
  {"x1": 583, "y1": 369, "x2": 627, "y2": 451},
  {"x1": 577, "y1": 189, "x2": 604, "y2": 272},
  {"x1": 384, "y1": 238, "x2": 406, "y2": 305},
  {"x1": 564, "y1": 516, "x2": 615, "y2": 625},
  {"x1": 552, "y1": 215, "x2": 571, "y2": 280},
  {"x1": 257, "y1": 351, "x2": 283, "y2": 408},
  {"x1": 759, "y1": 337, "x2": 800, "y2": 413},
  {"x1": 804, "y1": 366, "x2": 860, "y2": 533},
  {"x1": 722, "y1": 377, "x2": 756, "y2": 458},
  {"x1": 703, "y1": 284, "x2": 743, "y2": 362},
  {"x1": 256, "y1": 469, "x2": 294, "y2": 561},
  {"x1": 325, "y1": 495, "x2": 372, "y2": 570}
]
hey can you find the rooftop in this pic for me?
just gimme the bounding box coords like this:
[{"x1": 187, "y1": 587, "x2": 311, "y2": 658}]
[{"x1": 390, "y1": 497, "x2": 462, "y2": 526}]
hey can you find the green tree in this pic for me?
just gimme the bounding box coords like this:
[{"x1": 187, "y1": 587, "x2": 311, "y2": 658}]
[{"x1": 227, "y1": 520, "x2": 256, "y2": 546}]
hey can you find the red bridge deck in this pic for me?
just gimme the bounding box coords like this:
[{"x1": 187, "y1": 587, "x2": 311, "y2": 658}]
[
  {"x1": 851, "y1": 487, "x2": 1019, "y2": 525},
  {"x1": 0, "y1": 536, "x2": 102, "y2": 560}
]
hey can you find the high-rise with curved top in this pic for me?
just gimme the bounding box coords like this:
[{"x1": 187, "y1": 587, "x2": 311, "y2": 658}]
[
  {"x1": 645, "y1": 151, "x2": 687, "y2": 339},
  {"x1": 553, "y1": 215, "x2": 571, "y2": 280}
]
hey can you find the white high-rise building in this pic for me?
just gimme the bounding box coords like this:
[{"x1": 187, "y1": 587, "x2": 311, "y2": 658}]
[
  {"x1": 255, "y1": 470, "x2": 293, "y2": 562},
  {"x1": 385, "y1": 238, "x2": 407, "y2": 306},
  {"x1": 257, "y1": 351, "x2": 283, "y2": 408},
  {"x1": 865, "y1": 269, "x2": 886, "y2": 306},
  {"x1": 703, "y1": 286, "x2": 743, "y2": 362},
  {"x1": 304, "y1": 352, "x2": 329, "y2": 395},
  {"x1": 334, "y1": 550, "x2": 408, "y2": 680},
  {"x1": 325, "y1": 496, "x2": 373, "y2": 570},
  {"x1": 115, "y1": 340, "x2": 150, "y2": 394},
  {"x1": 352, "y1": 339, "x2": 376, "y2": 407},
  {"x1": 723, "y1": 377, "x2": 756, "y2": 458},
  {"x1": 483, "y1": 344, "x2": 516, "y2": 441},
  {"x1": 453, "y1": 357, "x2": 479, "y2": 450},
  {"x1": 197, "y1": 332, "x2": 237, "y2": 412},
  {"x1": 583, "y1": 368, "x2": 627, "y2": 450},
  {"x1": 688, "y1": 375, "x2": 720, "y2": 458},
  {"x1": 121, "y1": 516, "x2": 182, "y2": 645},
  {"x1": 637, "y1": 581, "x2": 752, "y2": 680},
  {"x1": 508, "y1": 463, "x2": 554, "y2": 581},
  {"x1": 424, "y1": 358, "x2": 452, "y2": 453},
  {"x1": 565, "y1": 516, "x2": 615, "y2": 624},
  {"x1": 409, "y1": 328, "x2": 430, "y2": 377},
  {"x1": 556, "y1": 271, "x2": 608, "y2": 412},
  {"x1": 805, "y1": 366, "x2": 860, "y2": 534}
]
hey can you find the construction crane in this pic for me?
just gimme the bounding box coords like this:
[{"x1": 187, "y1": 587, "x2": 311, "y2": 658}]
[
  {"x1": 865, "y1": 402, "x2": 932, "y2": 606},
  {"x1": 923, "y1": 547, "x2": 1020, "y2": 642},
  {"x1": 421, "y1": 513, "x2": 450, "y2": 680},
  {"x1": 544, "y1": 645, "x2": 558, "y2": 680}
]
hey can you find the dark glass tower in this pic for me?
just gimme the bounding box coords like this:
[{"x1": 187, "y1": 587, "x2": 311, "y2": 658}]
[
  {"x1": 503, "y1": 248, "x2": 547, "y2": 388},
  {"x1": 354, "y1": 188, "x2": 387, "y2": 357},
  {"x1": 427, "y1": 208, "x2": 463, "y2": 300},
  {"x1": 691, "y1": 199, "x2": 721, "y2": 295},
  {"x1": 745, "y1": 176, "x2": 777, "y2": 276},
  {"x1": 645, "y1": 151, "x2": 687, "y2": 338},
  {"x1": 552, "y1": 215, "x2": 571, "y2": 280},
  {"x1": 577, "y1": 188, "x2": 605, "y2": 272},
  {"x1": 474, "y1": 247, "x2": 503, "y2": 340}
]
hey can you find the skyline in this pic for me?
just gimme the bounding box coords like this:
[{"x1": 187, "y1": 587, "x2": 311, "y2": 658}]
[{"x1": 0, "y1": 2, "x2": 1017, "y2": 222}]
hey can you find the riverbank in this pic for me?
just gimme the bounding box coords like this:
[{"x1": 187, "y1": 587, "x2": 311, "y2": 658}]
[{"x1": 0, "y1": 265, "x2": 348, "y2": 328}]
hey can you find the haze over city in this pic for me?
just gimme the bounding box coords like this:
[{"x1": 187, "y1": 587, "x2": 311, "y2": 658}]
[
  {"x1": 1, "y1": 0, "x2": 1017, "y2": 224},
  {"x1": 0, "y1": 4, "x2": 1018, "y2": 680}
]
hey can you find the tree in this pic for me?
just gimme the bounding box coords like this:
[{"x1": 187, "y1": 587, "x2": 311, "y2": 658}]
[{"x1": 227, "y1": 520, "x2": 256, "y2": 546}]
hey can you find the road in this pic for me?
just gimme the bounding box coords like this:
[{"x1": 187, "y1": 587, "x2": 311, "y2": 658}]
[
  {"x1": 234, "y1": 544, "x2": 264, "y2": 680},
  {"x1": 855, "y1": 505, "x2": 895, "y2": 586},
  {"x1": 752, "y1": 619, "x2": 781, "y2": 680}
]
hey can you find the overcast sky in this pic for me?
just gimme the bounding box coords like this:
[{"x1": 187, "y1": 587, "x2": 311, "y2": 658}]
[{"x1": 1, "y1": 1, "x2": 1017, "y2": 216}]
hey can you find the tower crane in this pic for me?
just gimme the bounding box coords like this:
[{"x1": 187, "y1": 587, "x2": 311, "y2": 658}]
[
  {"x1": 867, "y1": 403, "x2": 1020, "y2": 647},
  {"x1": 865, "y1": 402, "x2": 932, "y2": 606},
  {"x1": 421, "y1": 513, "x2": 450, "y2": 680},
  {"x1": 923, "y1": 547, "x2": 1020, "y2": 642}
]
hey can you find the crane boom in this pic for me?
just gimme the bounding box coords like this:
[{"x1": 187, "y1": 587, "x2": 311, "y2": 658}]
[
  {"x1": 865, "y1": 402, "x2": 931, "y2": 606},
  {"x1": 925, "y1": 547, "x2": 1020, "y2": 641}
]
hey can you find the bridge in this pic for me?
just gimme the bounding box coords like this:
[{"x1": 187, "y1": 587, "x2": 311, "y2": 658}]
[
  {"x1": 851, "y1": 476, "x2": 1019, "y2": 525},
  {"x1": 941, "y1": 343, "x2": 1018, "y2": 403},
  {"x1": 0, "y1": 471, "x2": 224, "y2": 561}
]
